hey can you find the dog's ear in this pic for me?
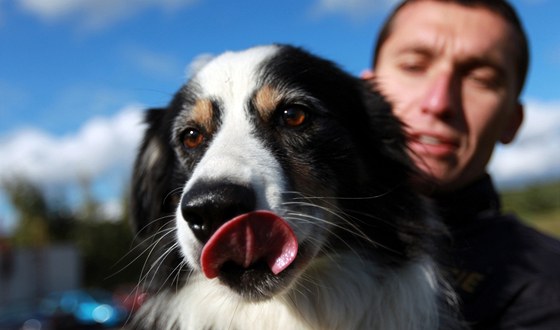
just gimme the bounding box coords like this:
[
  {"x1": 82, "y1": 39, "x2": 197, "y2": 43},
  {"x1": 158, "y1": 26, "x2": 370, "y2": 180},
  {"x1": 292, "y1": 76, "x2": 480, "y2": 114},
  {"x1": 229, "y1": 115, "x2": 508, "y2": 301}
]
[
  {"x1": 130, "y1": 108, "x2": 180, "y2": 237},
  {"x1": 359, "y1": 83, "x2": 416, "y2": 181}
]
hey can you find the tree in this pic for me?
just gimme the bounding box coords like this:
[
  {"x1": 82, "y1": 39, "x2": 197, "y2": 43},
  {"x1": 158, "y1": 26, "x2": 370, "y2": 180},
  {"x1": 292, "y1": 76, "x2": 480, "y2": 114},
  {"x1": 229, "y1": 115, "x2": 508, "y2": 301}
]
[
  {"x1": 2, "y1": 178, "x2": 143, "y2": 288},
  {"x1": 3, "y1": 179, "x2": 51, "y2": 247}
]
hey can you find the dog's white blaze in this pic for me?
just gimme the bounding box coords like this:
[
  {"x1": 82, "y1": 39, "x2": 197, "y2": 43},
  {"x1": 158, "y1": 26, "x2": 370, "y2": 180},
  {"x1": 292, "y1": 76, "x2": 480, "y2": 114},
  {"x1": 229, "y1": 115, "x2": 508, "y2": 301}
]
[
  {"x1": 185, "y1": 44, "x2": 284, "y2": 203},
  {"x1": 195, "y1": 45, "x2": 279, "y2": 107},
  {"x1": 176, "y1": 46, "x2": 289, "y2": 269}
]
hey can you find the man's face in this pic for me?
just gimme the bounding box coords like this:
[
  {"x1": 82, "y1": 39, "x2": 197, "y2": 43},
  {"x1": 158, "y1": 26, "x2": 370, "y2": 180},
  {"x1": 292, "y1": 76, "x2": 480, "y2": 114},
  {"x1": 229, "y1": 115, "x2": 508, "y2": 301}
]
[{"x1": 374, "y1": 1, "x2": 523, "y2": 192}]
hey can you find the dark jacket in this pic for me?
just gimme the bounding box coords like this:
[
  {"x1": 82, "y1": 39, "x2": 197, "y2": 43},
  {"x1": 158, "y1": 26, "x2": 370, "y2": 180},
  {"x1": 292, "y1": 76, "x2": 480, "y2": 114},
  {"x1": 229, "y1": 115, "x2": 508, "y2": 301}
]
[{"x1": 435, "y1": 175, "x2": 560, "y2": 329}]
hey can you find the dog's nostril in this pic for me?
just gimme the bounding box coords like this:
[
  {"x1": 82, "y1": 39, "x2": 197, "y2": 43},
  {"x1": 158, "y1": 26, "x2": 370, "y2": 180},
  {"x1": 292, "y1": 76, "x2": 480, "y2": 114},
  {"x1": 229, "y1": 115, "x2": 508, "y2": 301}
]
[
  {"x1": 185, "y1": 213, "x2": 206, "y2": 233},
  {"x1": 181, "y1": 182, "x2": 257, "y2": 243},
  {"x1": 182, "y1": 209, "x2": 212, "y2": 243}
]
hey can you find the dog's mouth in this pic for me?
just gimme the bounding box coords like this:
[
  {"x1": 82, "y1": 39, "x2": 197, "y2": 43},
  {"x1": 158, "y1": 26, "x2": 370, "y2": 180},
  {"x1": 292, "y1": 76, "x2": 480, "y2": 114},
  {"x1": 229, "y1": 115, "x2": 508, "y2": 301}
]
[{"x1": 200, "y1": 211, "x2": 299, "y2": 281}]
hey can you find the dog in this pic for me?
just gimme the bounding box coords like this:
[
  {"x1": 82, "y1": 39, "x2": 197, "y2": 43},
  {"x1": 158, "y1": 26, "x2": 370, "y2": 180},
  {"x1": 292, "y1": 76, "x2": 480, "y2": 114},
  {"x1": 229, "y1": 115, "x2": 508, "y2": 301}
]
[{"x1": 128, "y1": 44, "x2": 460, "y2": 329}]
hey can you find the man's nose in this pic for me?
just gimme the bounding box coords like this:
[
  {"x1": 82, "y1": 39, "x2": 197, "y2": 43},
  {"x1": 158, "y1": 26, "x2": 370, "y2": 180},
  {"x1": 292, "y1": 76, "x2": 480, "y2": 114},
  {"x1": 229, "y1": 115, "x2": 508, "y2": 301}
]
[{"x1": 421, "y1": 73, "x2": 457, "y2": 117}]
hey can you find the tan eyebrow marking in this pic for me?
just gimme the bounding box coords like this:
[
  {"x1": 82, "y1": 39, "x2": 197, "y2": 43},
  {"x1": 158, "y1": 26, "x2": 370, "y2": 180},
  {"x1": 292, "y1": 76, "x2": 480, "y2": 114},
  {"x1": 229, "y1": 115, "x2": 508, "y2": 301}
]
[
  {"x1": 254, "y1": 85, "x2": 282, "y2": 121},
  {"x1": 191, "y1": 98, "x2": 214, "y2": 132}
]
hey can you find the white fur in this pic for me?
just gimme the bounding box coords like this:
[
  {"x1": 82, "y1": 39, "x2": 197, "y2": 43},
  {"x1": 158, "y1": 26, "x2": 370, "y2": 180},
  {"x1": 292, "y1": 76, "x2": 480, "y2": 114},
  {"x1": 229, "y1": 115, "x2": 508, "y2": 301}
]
[
  {"x1": 135, "y1": 256, "x2": 441, "y2": 330},
  {"x1": 134, "y1": 45, "x2": 454, "y2": 330},
  {"x1": 175, "y1": 46, "x2": 291, "y2": 271},
  {"x1": 175, "y1": 45, "x2": 330, "y2": 276}
]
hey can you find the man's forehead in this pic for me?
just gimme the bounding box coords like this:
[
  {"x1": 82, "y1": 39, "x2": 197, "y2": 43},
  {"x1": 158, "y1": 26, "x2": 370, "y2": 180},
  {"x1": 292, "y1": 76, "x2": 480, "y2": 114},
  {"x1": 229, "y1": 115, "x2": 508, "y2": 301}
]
[{"x1": 387, "y1": 1, "x2": 517, "y2": 58}]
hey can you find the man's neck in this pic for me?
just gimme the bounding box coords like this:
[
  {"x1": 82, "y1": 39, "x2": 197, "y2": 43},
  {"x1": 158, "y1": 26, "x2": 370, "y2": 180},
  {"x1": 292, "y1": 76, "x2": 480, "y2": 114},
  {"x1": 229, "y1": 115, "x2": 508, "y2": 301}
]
[{"x1": 430, "y1": 174, "x2": 501, "y2": 224}]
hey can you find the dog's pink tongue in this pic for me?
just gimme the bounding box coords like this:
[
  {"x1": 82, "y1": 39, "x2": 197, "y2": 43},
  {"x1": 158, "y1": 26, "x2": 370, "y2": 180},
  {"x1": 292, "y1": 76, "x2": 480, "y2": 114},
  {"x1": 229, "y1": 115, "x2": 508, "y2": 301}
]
[{"x1": 201, "y1": 211, "x2": 298, "y2": 279}]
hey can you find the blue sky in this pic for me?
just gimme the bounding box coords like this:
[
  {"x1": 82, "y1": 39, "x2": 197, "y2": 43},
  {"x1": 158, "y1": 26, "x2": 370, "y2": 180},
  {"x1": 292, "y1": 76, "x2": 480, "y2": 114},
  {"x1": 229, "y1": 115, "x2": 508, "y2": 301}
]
[{"x1": 1, "y1": 0, "x2": 559, "y2": 233}]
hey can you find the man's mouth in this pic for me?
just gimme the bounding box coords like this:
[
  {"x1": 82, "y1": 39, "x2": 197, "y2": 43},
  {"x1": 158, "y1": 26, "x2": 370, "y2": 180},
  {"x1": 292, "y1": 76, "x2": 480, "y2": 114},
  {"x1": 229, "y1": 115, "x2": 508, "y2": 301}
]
[
  {"x1": 409, "y1": 133, "x2": 459, "y2": 157},
  {"x1": 417, "y1": 135, "x2": 443, "y2": 145}
]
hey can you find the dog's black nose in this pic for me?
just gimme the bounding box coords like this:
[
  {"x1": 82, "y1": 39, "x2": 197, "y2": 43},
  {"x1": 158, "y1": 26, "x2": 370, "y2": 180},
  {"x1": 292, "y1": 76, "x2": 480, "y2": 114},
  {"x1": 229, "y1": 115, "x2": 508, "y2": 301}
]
[{"x1": 181, "y1": 182, "x2": 257, "y2": 243}]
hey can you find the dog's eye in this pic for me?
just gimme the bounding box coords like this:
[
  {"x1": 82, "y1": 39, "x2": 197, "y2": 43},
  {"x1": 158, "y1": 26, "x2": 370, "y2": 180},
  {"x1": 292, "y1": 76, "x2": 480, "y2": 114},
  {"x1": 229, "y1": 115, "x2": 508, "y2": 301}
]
[
  {"x1": 182, "y1": 128, "x2": 204, "y2": 149},
  {"x1": 281, "y1": 107, "x2": 307, "y2": 128}
]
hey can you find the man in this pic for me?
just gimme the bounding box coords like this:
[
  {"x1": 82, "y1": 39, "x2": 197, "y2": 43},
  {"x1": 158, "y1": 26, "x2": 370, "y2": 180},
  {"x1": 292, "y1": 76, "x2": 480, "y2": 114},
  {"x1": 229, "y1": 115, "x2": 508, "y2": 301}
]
[{"x1": 363, "y1": 0, "x2": 560, "y2": 328}]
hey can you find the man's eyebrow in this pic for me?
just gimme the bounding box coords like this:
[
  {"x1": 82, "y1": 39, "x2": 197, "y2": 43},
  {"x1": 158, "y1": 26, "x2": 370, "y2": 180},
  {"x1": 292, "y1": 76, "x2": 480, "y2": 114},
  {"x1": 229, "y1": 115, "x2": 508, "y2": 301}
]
[
  {"x1": 393, "y1": 44, "x2": 435, "y2": 57},
  {"x1": 395, "y1": 43, "x2": 507, "y2": 74}
]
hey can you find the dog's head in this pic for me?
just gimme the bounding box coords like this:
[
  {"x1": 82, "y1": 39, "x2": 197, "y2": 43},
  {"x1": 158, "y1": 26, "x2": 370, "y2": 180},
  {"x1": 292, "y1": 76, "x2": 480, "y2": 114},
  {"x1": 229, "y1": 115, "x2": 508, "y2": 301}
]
[{"x1": 131, "y1": 44, "x2": 427, "y2": 301}]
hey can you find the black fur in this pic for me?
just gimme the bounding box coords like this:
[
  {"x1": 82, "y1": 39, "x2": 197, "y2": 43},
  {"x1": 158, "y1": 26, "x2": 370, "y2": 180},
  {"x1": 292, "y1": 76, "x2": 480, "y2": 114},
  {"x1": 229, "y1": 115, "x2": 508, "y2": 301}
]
[{"x1": 128, "y1": 44, "x2": 460, "y2": 329}]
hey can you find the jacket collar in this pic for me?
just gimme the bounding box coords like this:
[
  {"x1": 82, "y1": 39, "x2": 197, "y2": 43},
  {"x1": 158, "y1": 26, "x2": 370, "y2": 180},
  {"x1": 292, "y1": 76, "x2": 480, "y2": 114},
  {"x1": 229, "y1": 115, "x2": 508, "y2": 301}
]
[{"x1": 431, "y1": 174, "x2": 502, "y2": 225}]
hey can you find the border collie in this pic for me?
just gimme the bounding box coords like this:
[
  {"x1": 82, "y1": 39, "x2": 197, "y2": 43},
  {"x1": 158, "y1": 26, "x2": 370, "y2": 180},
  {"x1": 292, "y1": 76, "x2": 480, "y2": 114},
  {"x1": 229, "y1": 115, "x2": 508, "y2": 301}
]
[{"x1": 129, "y1": 44, "x2": 459, "y2": 329}]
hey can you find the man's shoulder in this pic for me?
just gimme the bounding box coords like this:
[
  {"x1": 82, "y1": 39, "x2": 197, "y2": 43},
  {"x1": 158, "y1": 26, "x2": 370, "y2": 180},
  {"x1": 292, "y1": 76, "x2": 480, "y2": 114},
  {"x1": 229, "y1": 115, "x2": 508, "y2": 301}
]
[
  {"x1": 487, "y1": 213, "x2": 560, "y2": 274},
  {"x1": 503, "y1": 214, "x2": 560, "y2": 266},
  {"x1": 450, "y1": 212, "x2": 560, "y2": 275},
  {"x1": 493, "y1": 216, "x2": 560, "y2": 329},
  {"x1": 449, "y1": 213, "x2": 560, "y2": 328}
]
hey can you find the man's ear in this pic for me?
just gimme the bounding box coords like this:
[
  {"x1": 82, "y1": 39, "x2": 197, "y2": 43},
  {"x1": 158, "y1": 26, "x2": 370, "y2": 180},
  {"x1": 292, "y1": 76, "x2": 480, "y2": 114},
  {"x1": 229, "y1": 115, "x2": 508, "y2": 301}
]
[
  {"x1": 499, "y1": 102, "x2": 524, "y2": 144},
  {"x1": 360, "y1": 69, "x2": 375, "y2": 80},
  {"x1": 360, "y1": 70, "x2": 377, "y2": 90}
]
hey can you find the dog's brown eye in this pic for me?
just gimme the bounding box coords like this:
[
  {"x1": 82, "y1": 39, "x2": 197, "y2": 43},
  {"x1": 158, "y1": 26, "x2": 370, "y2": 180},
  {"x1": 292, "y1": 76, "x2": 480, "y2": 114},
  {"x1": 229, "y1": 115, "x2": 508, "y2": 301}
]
[
  {"x1": 182, "y1": 128, "x2": 204, "y2": 149},
  {"x1": 282, "y1": 107, "x2": 307, "y2": 127}
]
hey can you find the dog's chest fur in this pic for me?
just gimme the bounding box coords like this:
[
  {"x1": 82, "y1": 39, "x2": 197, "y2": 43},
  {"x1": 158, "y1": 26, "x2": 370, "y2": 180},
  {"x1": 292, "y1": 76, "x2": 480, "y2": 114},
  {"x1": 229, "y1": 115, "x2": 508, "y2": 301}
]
[{"x1": 134, "y1": 259, "x2": 440, "y2": 330}]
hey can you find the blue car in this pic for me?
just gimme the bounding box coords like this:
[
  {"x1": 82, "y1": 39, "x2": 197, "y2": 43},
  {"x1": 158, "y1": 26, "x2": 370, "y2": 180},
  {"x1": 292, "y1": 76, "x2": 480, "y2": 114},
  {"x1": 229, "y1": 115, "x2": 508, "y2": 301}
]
[{"x1": 40, "y1": 289, "x2": 127, "y2": 328}]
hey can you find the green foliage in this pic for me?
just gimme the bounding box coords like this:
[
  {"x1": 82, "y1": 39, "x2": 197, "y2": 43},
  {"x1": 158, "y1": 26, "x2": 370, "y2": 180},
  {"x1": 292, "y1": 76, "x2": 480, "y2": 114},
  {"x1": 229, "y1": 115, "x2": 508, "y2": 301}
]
[
  {"x1": 502, "y1": 181, "x2": 560, "y2": 213},
  {"x1": 501, "y1": 181, "x2": 560, "y2": 237},
  {"x1": 74, "y1": 219, "x2": 143, "y2": 288},
  {"x1": 2, "y1": 178, "x2": 143, "y2": 289},
  {"x1": 3, "y1": 179, "x2": 59, "y2": 246}
]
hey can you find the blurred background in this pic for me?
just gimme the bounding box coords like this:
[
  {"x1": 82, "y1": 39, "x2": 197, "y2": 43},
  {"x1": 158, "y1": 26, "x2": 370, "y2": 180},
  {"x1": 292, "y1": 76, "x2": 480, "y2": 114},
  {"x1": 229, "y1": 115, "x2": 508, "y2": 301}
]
[{"x1": 0, "y1": 0, "x2": 559, "y2": 329}]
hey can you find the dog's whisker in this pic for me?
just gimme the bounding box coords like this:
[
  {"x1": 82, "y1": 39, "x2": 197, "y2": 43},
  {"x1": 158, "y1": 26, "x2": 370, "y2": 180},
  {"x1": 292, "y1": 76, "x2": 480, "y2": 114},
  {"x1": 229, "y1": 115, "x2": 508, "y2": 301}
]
[
  {"x1": 150, "y1": 242, "x2": 184, "y2": 294},
  {"x1": 110, "y1": 226, "x2": 178, "y2": 281},
  {"x1": 163, "y1": 187, "x2": 184, "y2": 205},
  {"x1": 282, "y1": 202, "x2": 373, "y2": 243},
  {"x1": 282, "y1": 199, "x2": 406, "y2": 258},
  {"x1": 286, "y1": 215, "x2": 368, "y2": 262},
  {"x1": 283, "y1": 197, "x2": 403, "y2": 230},
  {"x1": 136, "y1": 228, "x2": 179, "y2": 290},
  {"x1": 142, "y1": 240, "x2": 180, "y2": 290},
  {"x1": 172, "y1": 262, "x2": 189, "y2": 294},
  {"x1": 132, "y1": 214, "x2": 176, "y2": 244},
  {"x1": 282, "y1": 188, "x2": 401, "y2": 201}
]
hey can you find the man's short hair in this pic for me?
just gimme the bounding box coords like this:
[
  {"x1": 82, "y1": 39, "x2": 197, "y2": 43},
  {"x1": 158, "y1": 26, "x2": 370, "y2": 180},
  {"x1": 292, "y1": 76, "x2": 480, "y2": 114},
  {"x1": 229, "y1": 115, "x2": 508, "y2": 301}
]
[{"x1": 372, "y1": 0, "x2": 529, "y2": 95}]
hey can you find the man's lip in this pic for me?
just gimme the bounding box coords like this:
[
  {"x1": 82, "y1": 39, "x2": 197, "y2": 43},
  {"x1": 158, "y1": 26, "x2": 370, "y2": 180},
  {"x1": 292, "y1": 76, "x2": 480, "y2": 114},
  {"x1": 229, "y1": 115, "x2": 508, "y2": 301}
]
[
  {"x1": 408, "y1": 133, "x2": 459, "y2": 157},
  {"x1": 415, "y1": 134, "x2": 457, "y2": 145}
]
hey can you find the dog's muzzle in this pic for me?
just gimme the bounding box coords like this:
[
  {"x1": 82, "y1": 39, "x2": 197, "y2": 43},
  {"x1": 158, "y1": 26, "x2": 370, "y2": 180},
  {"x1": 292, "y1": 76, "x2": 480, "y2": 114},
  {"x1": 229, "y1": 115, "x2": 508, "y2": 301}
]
[{"x1": 181, "y1": 182, "x2": 298, "y2": 279}]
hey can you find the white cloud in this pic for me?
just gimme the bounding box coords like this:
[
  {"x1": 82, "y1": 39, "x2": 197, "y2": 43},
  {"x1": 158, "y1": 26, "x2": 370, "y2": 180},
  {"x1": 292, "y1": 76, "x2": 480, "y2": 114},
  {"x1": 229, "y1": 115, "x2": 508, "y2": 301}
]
[
  {"x1": 17, "y1": 0, "x2": 198, "y2": 30},
  {"x1": 0, "y1": 105, "x2": 144, "y2": 229},
  {"x1": 489, "y1": 99, "x2": 560, "y2": 187},
  {"x1": 0, "y1": 105, "x2": 145, "y2": 185},
  {"x1": 310, "y1": 0, "x2": 399, "y2": 20}
]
